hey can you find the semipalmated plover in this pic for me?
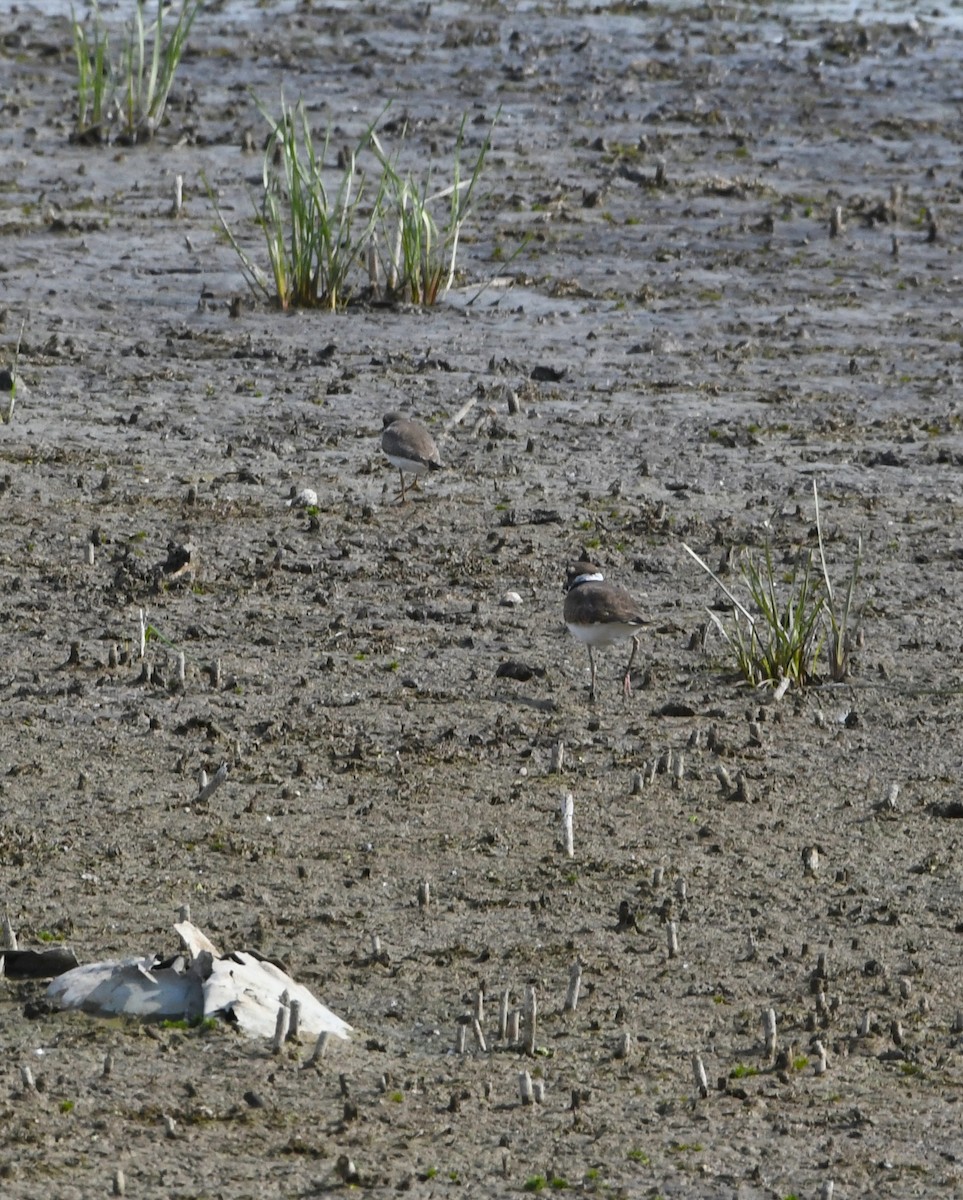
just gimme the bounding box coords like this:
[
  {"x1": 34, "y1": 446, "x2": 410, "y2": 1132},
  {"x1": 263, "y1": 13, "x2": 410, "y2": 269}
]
[
  {"x1": 564, "y1": 560, "x2": 645, "y2": 700},
  {"x1": 381, "y1": 412, "x2": 443, "y2": 502}
]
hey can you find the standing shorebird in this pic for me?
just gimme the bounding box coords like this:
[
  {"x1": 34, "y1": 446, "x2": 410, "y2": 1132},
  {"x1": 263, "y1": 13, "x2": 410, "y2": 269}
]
[
  {"x1": 381, "y1": 412, "x2": 443, "y2": 502},
  {"x1": 563, "y1": 560, "x2": 646, "y2": 700}
]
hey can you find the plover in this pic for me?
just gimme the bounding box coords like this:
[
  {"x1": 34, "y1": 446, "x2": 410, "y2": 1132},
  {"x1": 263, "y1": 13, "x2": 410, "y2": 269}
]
[
  {"x1": 381, "y1": 412, "x2": 443, "y2": 501},
  {"x1": 564, "y1": 560, "x2": 646, "y2": 700}
]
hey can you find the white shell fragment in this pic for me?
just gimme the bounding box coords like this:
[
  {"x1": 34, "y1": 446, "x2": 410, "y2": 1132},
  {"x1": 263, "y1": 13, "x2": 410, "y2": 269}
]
[
  {"x1": 46, "y1": 922, "x2": 352, "y2": 1042},
  {"x1": 287, "y1": 488, "x2": 319, "y2": 508}
]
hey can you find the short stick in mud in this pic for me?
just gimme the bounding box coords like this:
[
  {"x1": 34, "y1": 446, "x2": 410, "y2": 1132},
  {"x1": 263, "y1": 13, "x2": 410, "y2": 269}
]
[
  {"x1": 560, "y1": 792, "x2": 575, "y2": 859},
  {"x1": 763, "y1": 1008, "x2": 777, "y2": 1063},
  {"x1": 563, "y1": 960, "x2": 582, "y2": 1013},
  {"x1": 692, "y1": 1053, "x2": 709, "y2": 1099}
]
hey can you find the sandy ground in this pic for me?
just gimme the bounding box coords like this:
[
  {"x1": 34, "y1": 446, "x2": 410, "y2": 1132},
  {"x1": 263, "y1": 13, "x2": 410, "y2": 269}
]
[{"x1": 2, "y1": 1, "x2": 963, "y2": 1196}]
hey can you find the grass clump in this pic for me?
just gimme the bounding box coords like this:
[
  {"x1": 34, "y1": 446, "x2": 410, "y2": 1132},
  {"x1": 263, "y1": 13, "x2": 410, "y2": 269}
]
[
  {"x1": 370, "y1": 111, "x2": 498, "y2": 304},
  {"x1": 683, "y1": 540, "x2": 825, "y2": 689},
  {"x1": 210, "y1": 98, "x2": 498, "y2": 311},
  {"x1": 71, "y1": 3, "x2": 111, "y2": 142},
  {"x1": 209, "y1": 97, "x2": 383, "y2": 311},
  {"x1": 684, "y1": 483, "x2": 862, "y2": 690},
  {"x1": 257, "y1": 96, "x2": 381, "y2": 310},
  {"x1": 70, "y1": 0, "x2": 203, "y2": 144},
  {"x1": 118, "y1": 0, "x2": 204, "y2": 143}
]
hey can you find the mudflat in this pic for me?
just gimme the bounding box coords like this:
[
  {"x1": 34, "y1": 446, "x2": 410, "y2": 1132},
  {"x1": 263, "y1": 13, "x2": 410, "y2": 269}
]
[{"x1": 2, "y1": 3, "x2": 962, "y2": 1196}]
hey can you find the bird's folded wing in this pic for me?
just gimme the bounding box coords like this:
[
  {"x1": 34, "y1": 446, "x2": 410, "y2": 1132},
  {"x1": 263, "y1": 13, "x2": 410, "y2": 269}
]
[
  {"x1": 47, "y1": 955, "x2": 204, "y2": 1020},
  {"x1": 202, "y1": 951, "x2": 352, "y2": 1040},
  {"x1": 174, "y1": 919, "x2": 221, "y2": 958}
]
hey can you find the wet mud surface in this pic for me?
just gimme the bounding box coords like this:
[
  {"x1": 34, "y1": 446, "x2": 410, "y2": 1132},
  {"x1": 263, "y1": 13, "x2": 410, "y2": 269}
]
[{"x1": 1, "y1": 2, "x2": 963, "y2": 1196}]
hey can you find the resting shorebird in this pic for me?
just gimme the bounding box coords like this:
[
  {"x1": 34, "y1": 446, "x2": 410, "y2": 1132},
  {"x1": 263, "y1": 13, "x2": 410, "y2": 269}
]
[
  {"x1": 381, "y1": 412, "x2": 443, "y2": 502},
  {"x1": 564, "y1": 560, "x2": 646, "y2": 700}
]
